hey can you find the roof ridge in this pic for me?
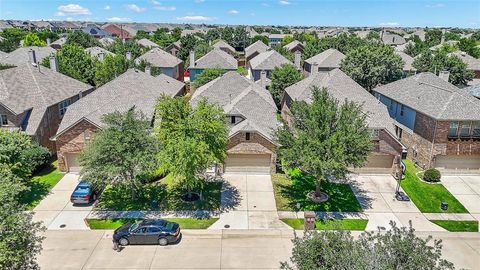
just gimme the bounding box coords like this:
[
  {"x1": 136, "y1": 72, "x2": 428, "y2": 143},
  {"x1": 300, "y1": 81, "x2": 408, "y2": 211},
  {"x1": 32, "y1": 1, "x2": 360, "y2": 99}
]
[{"x1": 26, "y1": 64, "x2": 48, "y2": 108}]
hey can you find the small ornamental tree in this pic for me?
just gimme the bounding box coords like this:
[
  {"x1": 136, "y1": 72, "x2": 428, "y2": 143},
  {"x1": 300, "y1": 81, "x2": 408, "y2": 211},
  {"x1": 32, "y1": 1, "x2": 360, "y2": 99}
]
[
  {"x1": 276, "y1": 87, "x2": 372, "y2": 199},
  {"x1": 270, "y1": 63, "x2": 303, "y2": 106},
  {"x1": 23, "y1": 32, "x2": 46, "y2": 47}
]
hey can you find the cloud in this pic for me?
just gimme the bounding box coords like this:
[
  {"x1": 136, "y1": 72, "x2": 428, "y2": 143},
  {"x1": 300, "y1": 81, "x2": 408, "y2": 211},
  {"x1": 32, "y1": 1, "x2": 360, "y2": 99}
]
[
  {"x1": 262, "y1": 3, "x2": 270, "y2": 7},
  {"x1": 104, "y1": 5, "x2": 111, "y2": 10},
  {"x1": 279, "y1": 0, "x2": 290, "y2": 5},
  {"x1": 126, "y1": 4, "x2": 146, "y2": 13},
  {"x1": 176, "y1": 15, "x2": 215, "y2": 21},
  {"x1": 425, "y1": 3, "x2": 445, "y2": 8},
  {"x1": 54, "y1": 4, "x2": 91, "y2": 16},
  {"x1": 379, "y1": 22, "x2": 400, "y2": 27},
  {"x1": 151, "y1": 0, "x2": 161, "y2": 4},
  {"x1": 107, "y1": 17, "x2": 131, "y2": 22},
  {"x1": 194, "y1": 0, "x2": 205, "y2": 3},
  {"x1": 228, "y1": 10, "x2": 239, "y2": 14}
]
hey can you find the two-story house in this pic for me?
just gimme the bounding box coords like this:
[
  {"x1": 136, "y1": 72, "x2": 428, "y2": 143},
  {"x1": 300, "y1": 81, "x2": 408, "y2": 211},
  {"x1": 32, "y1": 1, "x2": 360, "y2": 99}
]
[
  {"x1": 245, "y1": 40, "x2": 269, "y2": 66},
  {"x1": 303, "y1": 48, "x2": 345, "y2": 74},
  {"x1": 373, "y1": 72, "x2": 480, "y2": 171},
  {"x1": 135, "y1": 47, "x2": 184, "y2": 81},
  {"x1": 248, "y1": 50, "x2": 291, "y2": 81},
  {"x1": 188, "y1": 49, "x2": 238, "y2": 81},
  {"x1": 212, "y1": 39, "x2": 236, "y2": 56}
]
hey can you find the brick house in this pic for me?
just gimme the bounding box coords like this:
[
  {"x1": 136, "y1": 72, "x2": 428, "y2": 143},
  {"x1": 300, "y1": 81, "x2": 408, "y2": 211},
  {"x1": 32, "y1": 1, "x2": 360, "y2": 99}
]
[
  {"x1": 373, "y1": 72, "x2": 480, "y2": 172},
  {"x1": 303, "y1": 48, "x2": 345, "y2": 74},
  {"x1": 165, "y1": 41, "x2": 181, "y2": 57},
  {"x1": 281, "y1": 68, "x2": 406, "y2": 173},
  {"x1": 0, "y1": 59, "x2": 93, "y2": 151},
  {"x1": 102, "y1": 24, "x2": 134, "y2": 40},
  {"x1": 190, "y1": 71, "x2": 279, "y2": 174},
  {"x1": 189, "y1": 49, "x2": 238, "y2": 81},
  {"x1": 245, "y1": 40, "x2": 269, "y2": 67},
  {"x1": 248, "y1": 50, "x2": 291, "y2": 82},
  {"x1": 52, "y1": 69, "x2": 185, "y2": 172},
  {"x1": 135, "y1": 47, "x2": 184, "y2": 81}
]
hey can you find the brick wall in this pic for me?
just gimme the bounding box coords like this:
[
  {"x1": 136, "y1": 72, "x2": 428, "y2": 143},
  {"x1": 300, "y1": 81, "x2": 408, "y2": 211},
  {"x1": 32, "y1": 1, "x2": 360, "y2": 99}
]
[
  {"x1": 227, "y1": 131, "x2": 277, "y2": 173},
  {"x1": 0, "y1": 104, "x2": 26, "y2": 128}
]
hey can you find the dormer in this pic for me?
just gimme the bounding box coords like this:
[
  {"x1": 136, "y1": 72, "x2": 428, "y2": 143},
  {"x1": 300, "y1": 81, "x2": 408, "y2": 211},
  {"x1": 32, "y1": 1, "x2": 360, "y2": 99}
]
[{"x1": 227, "y1": 114, "x2": 245, "y2": 126}]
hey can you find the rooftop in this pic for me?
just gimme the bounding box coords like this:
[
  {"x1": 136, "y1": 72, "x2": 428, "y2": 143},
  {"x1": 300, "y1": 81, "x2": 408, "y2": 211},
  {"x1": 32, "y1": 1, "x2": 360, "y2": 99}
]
[
  {"x1": 304, "y1": 48, "x2": 345, "y2": 68},
  {"x1": 135, "y1": 47, "x2": 182, "y2": 67}
]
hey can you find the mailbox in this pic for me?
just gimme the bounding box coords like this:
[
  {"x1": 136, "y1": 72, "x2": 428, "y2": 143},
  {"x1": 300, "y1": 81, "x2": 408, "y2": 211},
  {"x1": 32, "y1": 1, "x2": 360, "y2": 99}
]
[{"x1": 304, "y1": 211, "x2": 316, "y2": 230}]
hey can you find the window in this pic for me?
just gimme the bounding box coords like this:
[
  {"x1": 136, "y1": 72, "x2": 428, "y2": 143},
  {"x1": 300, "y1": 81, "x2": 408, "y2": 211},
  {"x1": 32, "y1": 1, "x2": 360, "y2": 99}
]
[
  {"x1": 147, "y1": 227, "x2": 161, "y2": 233},
  {"x1": 245, "y1": 132, "x2": 251, "y2": 141},
  {"x1": 371, "y1": 129, "x2": 380, "y2": 139},
  {"x1": 59, "y1": 99, "x2": 71, "y2": 116},
  {"x1": 473, "y1": 121, "x2": 480, "y2": 138},
  {"x1": 231, "y1": 116, "x2": 236, "y2": 124},
  {"x1": 395, "y1": 126, "x2": 403, "y2": 139},
  {"x1": 400, "y1": 104, "x2": 405, "y2": 116},
  {"x1": 84, "y1": 130, "x2": 92, "y2": 142},
  {"x1": 0, "y1": 115, "x2": 7, "y2": 126},
  {"x1": 460, "y1": 121, "x2": 471, "y2": 138},
  {"x1": 448, "y1": 122, "x2": 458, "y2": 138}
]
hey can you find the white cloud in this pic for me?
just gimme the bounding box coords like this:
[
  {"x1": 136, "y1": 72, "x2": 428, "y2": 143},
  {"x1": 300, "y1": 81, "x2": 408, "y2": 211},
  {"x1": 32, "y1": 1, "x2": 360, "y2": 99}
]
[
  {"x1": 154, "y1": 5, "x2": 176, "y2": 11},
  {"x1": 194, "y1": 0, "x2": 205, "y2": 3},
  {"x1": 279, "y1": 0, "x2": 290, "y2": 5},
  {"x1": 107, "y1": 17, "x2": 132, "y2": 22},
  {"x1": 55, "y1": 4, "x2": 91, "y2": 16},
  {"x1": 126, "y1": 4, "x2": 146, "y2": 13},
  {"x1": 104, "y1": 5, "x2": 111, "y2": 10},
  {"x1": 425, "y1": 3, "x2": 445, "y2": 8},
  {"x1": 176, "y1": 15, "x2": 215, "y2": 21},
  {"x1": 379, "y1": 22, "x2": 400, "y2": 27},
  {"x1": 262, "y1": 3, "x2": 270, "y2": 7},
  {"x1": 228, "y1": 10, "x2": 239, "y2": 14},
  {"x1": 151, "y1": 0, "x2": 161, "y2": 4}
]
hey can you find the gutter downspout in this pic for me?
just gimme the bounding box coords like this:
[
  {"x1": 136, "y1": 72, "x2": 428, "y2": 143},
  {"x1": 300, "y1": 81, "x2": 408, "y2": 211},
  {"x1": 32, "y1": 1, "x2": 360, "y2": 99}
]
[{"x1": 428, "y1": 120, "x2": 438, "y2": 168}]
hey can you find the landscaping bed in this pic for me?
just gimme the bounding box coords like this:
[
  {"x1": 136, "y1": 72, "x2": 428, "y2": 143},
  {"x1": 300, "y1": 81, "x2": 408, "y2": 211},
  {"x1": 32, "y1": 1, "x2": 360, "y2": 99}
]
[
  {"x1": 86, "y1": 218, "x2": 219, "y2": 230},
  {"x1": 400, "y1": 160, "x2": 468, "y2": 213},
  {"x1": 430, "y1": 220, "x2": 479, "y2": 232},
  {"x1": 281, "y1": 218, "x2": 368, "y2": 230}
]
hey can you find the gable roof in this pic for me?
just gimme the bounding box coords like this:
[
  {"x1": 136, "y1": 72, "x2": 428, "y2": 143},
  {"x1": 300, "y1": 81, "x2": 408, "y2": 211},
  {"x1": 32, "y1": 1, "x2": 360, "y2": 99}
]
[
  {"x1": 135, "y1": 47, "x2": 182, "y2": 67},
  {"x1": 249, "y1": 50, "x2": 291, "y2": 71},
  {"x1": 85, "y1": 46, "x2": 115, "y2": 59},
  {"x1": 99, "y1": 37, "x2": 115, "y2": 47},
  {"x1": 192, "y1": 48, "x2": 237, "y2": 70},
  {"x1": 304, "y1": 48, "x2": 345, "y2": 68},
  {"x1": 82, "y1": 25, "x2": 111, "y2": 37},
  {"x1": 449, "y1": 51, "x2": 480, "y2": 71},
  {"x1": 0, "y1": 46, "x2": 55, "y2": 66},
  {"x1": 395, "y1": 51, "x2": 416, "y2": 71},
  {"x1": 0, "y1": 62, "x2": 93, "y2": 135},
  {"x1": 374, "y1": 72, "x2": 480, "y2": 121},
  {"x1": 54, "y1": 69, "x2": 184, "y2": 138},
  {"x1": 137, "y1": 38, "x2": 159, "y2": 48},
  {"x1": 382, "y1": 32, "x2": 406, "y2": 45},
  {"x1": 50, "y1": 37, "x2": 66, "y2": 46},
  {"x1": 283, "y1": 40, "x2": 304, "y2": 51},
  {"x1": 212, "y1": 39, "x2": 235, "y2": 54},
  {"x1": 284, "y1": 68, "x2": 394, "y2": 133},
  {"x1": 165, "y1": 40, "x2": 181, "y2": 51},
  {"x1": 245, "y1": 40, "x2": 269, "y2": 59}
]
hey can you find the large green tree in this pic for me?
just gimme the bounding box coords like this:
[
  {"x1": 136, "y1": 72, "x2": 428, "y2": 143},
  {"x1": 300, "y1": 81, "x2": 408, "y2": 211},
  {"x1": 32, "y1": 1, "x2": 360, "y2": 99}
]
[
  {"x1": 191, "y1": 69, "x2": 227, "y2": 89},
  {"x1": 65, "y1": 31, "x2": 99, "y2": 48},
  {"x1": 177, "y1": 34, "x2": 198, "y2": 61},
  {"x1": 94, "y1": 54, "x2": 130, "y2": 86},
  {"x1": 276, "y1": 88, "x2": 372, "y2": 197},
  {"x1": 340, "y1": 45, "x2": 403, "y2": 91},
  {"x1": 22, "y1": 32, "x2": 46, "y2": 47},
  {"x1": 270, "y1": 64, "x2": 303, "y2": 106},
  {"x1": 107, "y1": 39, "x2": 143, "y2": 59},
  {"x1": 79, "y1": 109, "x2": 158, "y2": 200},
  {"x1": 0, "y1": 28, "x2": 28, "y2": 52},
  {"x1": 425, "y1": 29, "x2": 443, "y2": 47},
  {"x1": 154, "y1": 96, "x2": 228, "y2": 195}
]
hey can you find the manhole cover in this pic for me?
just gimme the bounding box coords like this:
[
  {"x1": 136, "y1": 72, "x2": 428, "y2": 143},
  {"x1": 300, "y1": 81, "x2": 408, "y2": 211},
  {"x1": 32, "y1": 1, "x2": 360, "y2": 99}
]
[
  {"x1": 224, "y1": 224, "x2": 230, "y2": 228},
  {"x1": 59, "y1": 224, "x2": 66, "y2": 228}
]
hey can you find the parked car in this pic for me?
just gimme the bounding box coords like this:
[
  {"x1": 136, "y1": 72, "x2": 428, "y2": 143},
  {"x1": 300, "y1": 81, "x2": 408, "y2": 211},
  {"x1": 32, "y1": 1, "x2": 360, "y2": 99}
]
[
  {"x1": 70, "y1": 181, "x2": 96, "y2": 205},
  {"x1": 113, "y1": 219, "x2": 181, "y2": 246}
]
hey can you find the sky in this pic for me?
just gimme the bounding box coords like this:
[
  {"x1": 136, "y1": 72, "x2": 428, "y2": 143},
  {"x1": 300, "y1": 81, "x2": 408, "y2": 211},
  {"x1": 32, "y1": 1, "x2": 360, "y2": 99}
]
[{"x1": 0, "y1": 0, "x2": 479, "y2": 28}]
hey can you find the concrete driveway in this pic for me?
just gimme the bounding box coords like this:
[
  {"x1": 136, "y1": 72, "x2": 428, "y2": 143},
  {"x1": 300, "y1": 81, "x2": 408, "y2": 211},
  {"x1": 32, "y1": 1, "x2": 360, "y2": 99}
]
[
  {"x1": 32, "y1": 173, "x2": 92, "y2": 230},
  {"x1": 442, "y1": 175, "x2": 480, "y2": 222}
]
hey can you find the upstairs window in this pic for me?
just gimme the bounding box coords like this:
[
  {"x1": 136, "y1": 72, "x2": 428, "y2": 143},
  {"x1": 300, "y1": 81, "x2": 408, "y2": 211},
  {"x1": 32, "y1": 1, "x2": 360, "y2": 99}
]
[
  {"x1": 231, "y1": 116, "x2": 236, "y2": 124},
  {"x1": 400, "y1": 104, "x2": 405, "y2": 116},
  {"x1": 448, "y1": 122, "x2": 458, "y2": 138},
  {"x1": 59, "y1": 99, "x2": 71, "y2": 116},
  {"x1": 473, "y1": 121, "x2": 480, "y2": 138},
  {"x1": 0, "y1": 115, "x2": 7, "y2": 126},
  {"x1": 460, "y1": 122, "x2": 471, "y2": 137},
  {"x1": 371, "y1": 129, "x2": 380, "y2": 140},
  {"x1": 245, "y1": 132, "x2": 251, "y2": 141}
]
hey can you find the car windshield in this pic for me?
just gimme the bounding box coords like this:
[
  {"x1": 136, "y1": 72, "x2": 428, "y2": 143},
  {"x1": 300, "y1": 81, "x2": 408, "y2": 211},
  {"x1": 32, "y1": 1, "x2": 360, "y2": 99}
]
[
  {"x1": 129, "y1": 221, "x2": 141, "y2": 232},
  {"x1": 75, "y1": 186, "x2": 90, "y2": 193}
]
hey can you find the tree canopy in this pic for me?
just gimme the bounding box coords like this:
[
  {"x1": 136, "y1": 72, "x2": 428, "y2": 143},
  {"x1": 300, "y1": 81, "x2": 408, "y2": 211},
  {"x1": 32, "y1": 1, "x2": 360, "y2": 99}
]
[
  {"x1": 23, "y1": 32, "x2": 46, "y2": 47},
  {"x1": 191, "y1": 69, "x2": 227, "y2": 89},
  {"x1": 94, "y1": 54, "x2": 131, "y2": 86},
  {"x1": 66, "y1": 31, "x2": 99, "y2": 48},
  {"x1": 269, "y1": 64, "x2": 303, "y2": 106}
]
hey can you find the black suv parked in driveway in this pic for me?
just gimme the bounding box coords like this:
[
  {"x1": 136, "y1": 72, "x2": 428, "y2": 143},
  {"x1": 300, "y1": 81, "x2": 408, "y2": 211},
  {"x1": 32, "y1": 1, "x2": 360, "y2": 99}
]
[{"x1": 113, "y1": 219, "x2": 181, "y2": 246}]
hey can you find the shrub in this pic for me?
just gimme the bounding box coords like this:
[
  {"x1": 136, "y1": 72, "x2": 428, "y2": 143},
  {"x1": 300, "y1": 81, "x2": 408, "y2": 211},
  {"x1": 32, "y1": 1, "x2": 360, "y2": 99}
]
[
  {"x1": 423, "y1": 168, "x2": 441, "y2": 182},
  {"x1": 23, "y1": 144, "x2": 51, "y2": 173}
]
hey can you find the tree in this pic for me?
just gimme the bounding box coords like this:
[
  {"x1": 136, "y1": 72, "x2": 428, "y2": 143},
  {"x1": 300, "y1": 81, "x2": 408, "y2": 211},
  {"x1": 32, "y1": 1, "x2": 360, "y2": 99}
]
[
  {"x1": 191, "y1": 69, "x2": 227, "y2": 89},
  {"x1": 79, "y1": 109, "x2": 158, "y2": 200},
  {"x1": 206, "y1": 29, "x2": 221, "y2": 43},
  {"x1": 37, "y1": 30, "x2": 59, "y2": 44},
  {"x1": 177, "y1": 34, "x2": 198, "y2": 61},
  {"x1": 281, "y1": 222, "x2": 454, "y2": 270},
  {"x1": 365, "y1": 31, "x2": 380, "y2": 40},
  {"x1": 65, "y1": 31, "x2": 99, "y2": 48},
  {"x1": 251, "y1": 35, "x2": 269, "y2": 46},
  {"x1": 94, "y1": 54, "x2": 130, "y2": 86},
  {"x1": 22, "y1": 32, "x2": 46, "y2": 47},
  {"x1": 425, "y1": 29, "x2": 443, "y2": 47},
  {"x1": 107, "y1": 39, "x2": 143, "y2": 59},
  {"x1": 233, "y1": 26, "x2": 248, "y2": 49},
  {"x1": 221, "y1": 27, "x2": 234, "y2": 45},
  {"x1": 0, "y1": 28, "x2": 28, "y2": 52},
  {"x1": 154, "y1": 96, "x2": 228, "y2": 196},
  {"x1": 458, "y1": 38, "x2": 480, "y2": 58},
  {"x1": 276, "y1": 88, "x2": 372, "y2": 197},
  {"x1": 274, "y1": 45, "x2": 294, "y2": 62},
  {"x1": 270, "y1": 64, "x2": 303, "y2": 105},
  {"x1": 340, "y1": 45, "x2": 403, "y2": 91},
  {"x1": 151, "y1": 28, "x2": 175, "y2": 48},
  {"x1": 171, "y1": 27, "x2": 182, "y2": 41},
  {"x1": 135, "y1": 30, "x2": 150, "y2": 40}
]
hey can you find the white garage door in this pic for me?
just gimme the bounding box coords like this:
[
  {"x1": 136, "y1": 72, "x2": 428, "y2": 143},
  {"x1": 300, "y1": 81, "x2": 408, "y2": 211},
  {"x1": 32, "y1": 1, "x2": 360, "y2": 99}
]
[
  {"x1": 435, "y1": 155, "x2": 480, "y2": 170},
  {"x1": 365, "y1": 154, "x2": 394, "y2": 168},
  {"x1": 66, "y1": 153, "x2": 81, "y2": 173},
  {"x1": 225, "y1": 154, "x2": 271, "y2": 174}
]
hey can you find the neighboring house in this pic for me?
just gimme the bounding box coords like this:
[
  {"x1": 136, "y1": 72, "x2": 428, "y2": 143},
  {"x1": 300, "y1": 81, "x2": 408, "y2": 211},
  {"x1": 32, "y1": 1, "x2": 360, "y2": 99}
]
[
  {"x1": 31, "y1": 21, "x2": 54, "y2": 31},
  {"x1": 248, "y1": 50, "x2": 291, "y2": 81},
  {"x1": 246, "y1": 26, "x2": 259, "y2": 38},
  {"x1": 283, "y1": 40, "x2": 304, "y2": 53},
  {"x1": 461, "y1": 84, "x2": 480, "y2": 99},
  {"x1": 245, "y1": 40, "x2": 269, "y2": 66},
  {"x1": 190, "y1": 71, "x2": 279, "y2": 174},
  {"x1": 373, "y1": 72, "x2": 480, "y2": 171},
  {"x1": 165, "y1": 41, "x2": 181, "y2": 57},
  {"x1": 303, "y1": 48, "x2": 345, "y2": 74},
  {"x1": 381, "y1": 32, "x2": 406, "y2": 46},
  {"x1": 82, "y1": 25, "x2": 111, "y2": 39},
  {"x1": 395, "y1": 51, "x2": 416, "y2": 75},
  {"x1": 52, "y1": 69, "x2": 185, "y2": 172},
  {"x1": 189, "y1": 48, "x2": 238, "y2": 81},
  {"x1": 0, "y1": 60, "x2": 93, "y2": 151},
  {"x1": 102, "y1": 24, "x2": 134, "y2": 40},
  {"x1": 137, "y1": 38, "x2": 159, "y2": 49},
  {"x1": 50, "y1": 37, "x2": 67, "y2": 50},
  {"x1": 354, "y1": 30, "x2": 372, "y2": 38},
  {"x1": 0, "y1": 46, "x2": 55, "y2": 66},
  {"x1": 268, "y1": 34, "x2": 292, "y2": 47},
  {"x1": 394, "y1": 40, "x2": 415, "y2": 53},
  {"x1": 85, "y1": 47, "x2": 115, "y2": 61},
  {"x1": 404, "y1": 29, "x2": 426, "y2": 41},
  {"x1": 449, "y1": 51, "x2": 480, "y2": 79},
  {"x1": 212, "y1": 39, "x2": 236, "y2": 55},
  {"x1": 99, "y1": 37, "x2": 115, "y2": 47},
  {"x1": 135, "y1": 47, "x2": 184, "y2": 81},
  {"x1": 282, "y1": 68, "x2": 405, "y2": 172}
]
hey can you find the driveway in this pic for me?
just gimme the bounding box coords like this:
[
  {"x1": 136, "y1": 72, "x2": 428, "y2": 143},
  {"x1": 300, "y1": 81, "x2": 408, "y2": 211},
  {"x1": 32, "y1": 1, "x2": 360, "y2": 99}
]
[
  {"x1": 32, "y1": 173, "x2": 92, "y2": 230},
  {"x1": 441, "y1": 175, "x2": 480, "y2": 219}
]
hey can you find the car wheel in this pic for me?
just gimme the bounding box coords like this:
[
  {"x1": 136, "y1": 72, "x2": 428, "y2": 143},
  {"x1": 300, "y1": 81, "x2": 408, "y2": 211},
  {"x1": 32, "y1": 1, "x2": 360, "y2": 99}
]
[
  {"x1": 158, "y1": 238, "x2": 168, "y2": 246},
  {"x1": 119, "y1": 238, "x2": 129, "y2": 246}
]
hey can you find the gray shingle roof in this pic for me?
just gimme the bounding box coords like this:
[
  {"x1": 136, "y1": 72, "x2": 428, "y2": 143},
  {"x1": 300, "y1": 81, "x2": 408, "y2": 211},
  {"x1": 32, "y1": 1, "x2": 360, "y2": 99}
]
[
  {"x1": 304, "y1": 48, "x2": 345, "y2": 69},
  {"x1": 135, "y1": 47, "x2": 182, "y2": 67},
  {"x1": 190, "y1": 71, "x2": 279, "y2": 141},
  {"x1": 374, "y1": 72, "x2": 480, "y2": 121},
  {"x1": 462, "y1": 84, "x2": 480, "y2": 99},
  {"x1": 85, "y1": 46, "x2": 115, "y2": 59},
  {"x1": 0, "y1": 62, "x2": 93, "y2": 135},
  {"x1": 395, "y1": 51, "x2": 416, "y2": 71},
  {"x1": 382, "y1": 33, "x2": 406, "y2": 45},
  {"x1": 449, "y1": 51, "x2": 480, "y2": 70},
  {"x1": 99, "y1": 37, "x2": 115, "y2": 47},
  {"x1": 192, "y1": 48, "x2": 237, "y2": 70},
  {"x1": 284, "y1": 68, "x2": 394, "y2": 133},
  {"x1": 245, "y1": 40, "x2": 269, "y2": 59},
  {"x1": 50, "y1": 37, "x2": 66, "y2": 46},
  {"x1": 0, "y1": 46, "x2": 55, "y2": 66},
  {"x1": 249, "y1": 50, "x2": 291, "y2": 71},
  {"x1": 137, "y1": 38, "x2": 159, "y2": 48},
  {"x1": 283, "y1": 40, "x2": 304, "y2": 51},
  {"x1": 212, "y1": 39, "x2": 235, "y2": 54},
  {"x1": 54, "y1": 69, "x2": 184, "y2": 138}
]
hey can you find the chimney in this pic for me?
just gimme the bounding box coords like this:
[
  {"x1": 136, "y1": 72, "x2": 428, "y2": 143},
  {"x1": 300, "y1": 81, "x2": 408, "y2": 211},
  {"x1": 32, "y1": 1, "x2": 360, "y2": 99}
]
[
  {"x1": 145, "y1": 65, "x2": 151, "y2": 76},
  {"x1": 189, "y1": 50, "x2": 195, "y2": 68},
  {"x1": 47, "y1": 38, "x2": 51, "y2": 46},
  {"x1": 49, "y1": 56, "x2": 58, "y2": 72},
  {"x1": 294, "y1": 51, "x2": 301, "y2": 70},
  {"x1": 98, "y1": 52, "x2": 105, "y2": 61},
  {"x1": 126, "y1": 51, "x2": 132, "y2": 60},
  {"x1": 311, "y1": 62, "x2": 319, "y2": 74},
  {"x1": 260, "y1": 70, "x2": 267, "y2": 89},
  {"x1": 28, "y1": 49, "x2": 37, "y2": 65},
  {"x1": 438, "y1": 70, "x2": 450, "y2": 82}
]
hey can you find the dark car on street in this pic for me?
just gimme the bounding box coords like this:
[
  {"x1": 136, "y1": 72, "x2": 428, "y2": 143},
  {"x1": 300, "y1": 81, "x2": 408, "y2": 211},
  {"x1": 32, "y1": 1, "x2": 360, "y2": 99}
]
[
  {"x1": 70, "y1": 181, "x2": 97, "y2": 205},
  {"x1": 113, "y1": 219, "x2": 181, "y2": 246}
]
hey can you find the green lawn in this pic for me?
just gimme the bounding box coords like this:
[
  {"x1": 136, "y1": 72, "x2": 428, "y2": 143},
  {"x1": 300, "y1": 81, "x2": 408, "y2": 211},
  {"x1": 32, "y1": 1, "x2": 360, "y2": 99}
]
[
  {"x1": 430, "y1": 220, "x2": 479, "y2": 232},
  {"x1": 281, "y1": 218, "x2": 368, "y2": 230},
  {"x1": 272, "y1": 172, "x2": 362, "y2": 212},
  {"x1": 21, "y1": 161, "x2": 64, "y2": 210},
  {"x1": 95, "y1": 174, "x2": 222, "y2": 211},
  {"x1": 400, "y1": 160, "x2": 468, "y2": 213},
  {"x1": 86, "y1": 218, "x2": 219, "y2": 230}
]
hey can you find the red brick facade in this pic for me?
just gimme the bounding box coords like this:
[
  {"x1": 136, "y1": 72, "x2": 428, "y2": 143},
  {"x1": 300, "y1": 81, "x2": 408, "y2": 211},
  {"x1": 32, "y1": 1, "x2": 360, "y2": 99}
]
[{"x1": 227, "y1": 131, "x2": 277, "y2": 173}]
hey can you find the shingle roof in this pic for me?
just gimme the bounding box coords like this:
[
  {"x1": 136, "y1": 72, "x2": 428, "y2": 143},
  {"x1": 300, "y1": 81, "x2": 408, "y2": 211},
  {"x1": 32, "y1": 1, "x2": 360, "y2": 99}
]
[
  {"x1": 190, "y1": 71, "x2": 279, "y2": 141},
  {"x1": 462, "y1": 84, "x2": 480, "y2": 99},
  {"x1": 284, "y1": 68, "x2": 394, "y2": 133},
  {"x1": 395, "y1": 51, "x2": 416, "y2": 71},
  {"x1": 212, "y1": 39, "x2": 235, "y2": 54},
  {"x1": 0, "y1": 62, "x2": 93, "y2": 135},
  {"x1": 382, "y1": 33, "x2": 406, "y2": 45},
  {"x1": 0, "y1": 46, "x2": 55, "y2": 66},
  {"x1": 137, "y1": 38, "x2": 159, "y2": 48},
  {"x1": 50, "y1": 37, "x2": 66, "y2": 46},
  {"x1": 99, "y1": 37, "x2": 115, "y2": 47},
  {"x1": 430, "y1": 40, "x2": 459, "y2": 51},
  {"x1": 283, "y1": 40, "x2": 304, "y2": 52},
  {"x1": 54, "y1": 69, "x2": 184, "y2": 138},
  {"x1": 245, "y1": 40, "x2": 269, "y2": 59},
  {"x1": 449, "y1": 51, "x2": 480, "y2": 70},
  {"x1": 85, "y1": 46, "x2": 115, "y2": 59},
  {"x1": 192, "y1": 48, "x2": 237, "y2": 70},
  {"x1": 249, "y1": 50, "x2": 291, "y2": 71},
  {"x1": 304, "y1": 48, "x2": 345, "y2": 68},
  {"x1": 135, "y1": 47, "x2": 182, "y2": 67},
  {"x1": 374, "y1": 72, "x2": 480, "y2": 121}
]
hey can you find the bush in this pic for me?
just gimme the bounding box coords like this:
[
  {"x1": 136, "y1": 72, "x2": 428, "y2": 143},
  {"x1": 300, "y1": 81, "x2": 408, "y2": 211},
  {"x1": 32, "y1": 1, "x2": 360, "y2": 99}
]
[
  {"x1": 23, "y1": 144, "x2": 51, "y2": 173},
  {"x1": 423, "y1": 168, "x2": 441, "y2": 182}
]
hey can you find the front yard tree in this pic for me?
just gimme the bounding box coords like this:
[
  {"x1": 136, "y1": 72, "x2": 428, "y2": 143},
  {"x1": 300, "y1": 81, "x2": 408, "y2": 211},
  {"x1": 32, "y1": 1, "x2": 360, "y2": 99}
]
[
  {"x1": 276, "y1": 88, "x2": 372, "y2": 200},
  {"x1": 22, "y1": 32, "x2": 46, "y2": 47},
  {"x1": 154, "y1": 96, "x2": 228, "y2": 197},
  {"x1": 270, "y1": 64, "x2": 303, "y2": 106},
  {"x1": 79, "y1": 108, "x2": 158, "y2": 200}
]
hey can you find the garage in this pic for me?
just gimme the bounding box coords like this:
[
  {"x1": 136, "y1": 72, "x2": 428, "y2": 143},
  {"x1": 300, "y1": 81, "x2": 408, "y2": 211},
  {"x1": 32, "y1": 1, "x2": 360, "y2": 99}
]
[
  {"x1": 65, "y1": 153, "x2": 81, "y2": 173},
  {"x1": 365, "y1": 154, "x2": 395, "y2": 169},
  {"x1": 435, "y1": 155, "x2": 480, "y2": 171},
  {"x1": 224, "y1": 153, "x2": 271, "y2": 174}
]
